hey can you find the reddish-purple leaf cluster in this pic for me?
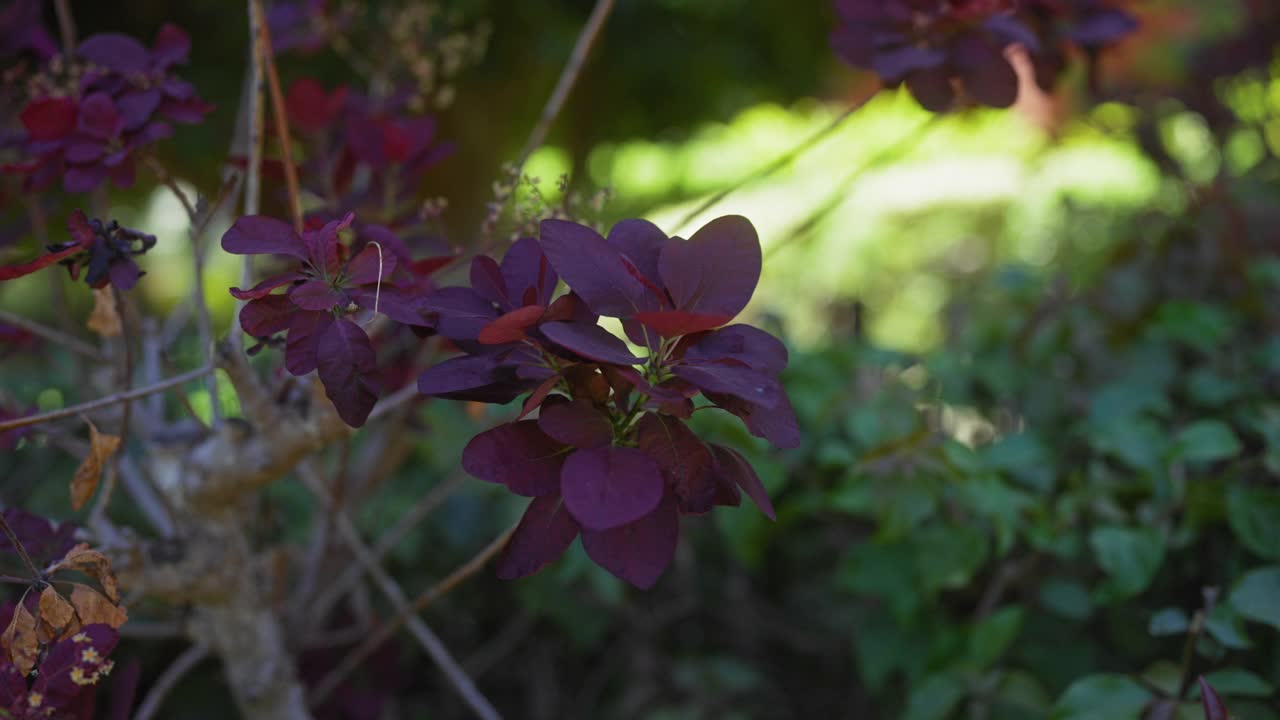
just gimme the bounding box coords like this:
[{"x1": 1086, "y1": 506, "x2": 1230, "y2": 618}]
[
  {"x1": 0, "y1": 210, "x2": 155, "y2": 290},
  {"x1": 0, "y1": 509, "x2": 77, "y2": 569},
  {"x1": 266, "y1": 0, "x2": 356, "y2": 56},
  {"x1": 6, "y1": 24, "x2": 211, "y2": 193},
  {"x1": 0, "y1": 611, "x2": 118, "y2": 720},
  {"x1": 416, "y1": 215, "x2": 796, "y2": 588},
  {"x1": 830, "y1": 0, "x2": 1137, "y2": 111},
  {"x1": 222, "y1": 212, "x2": 448, "y2": 427}
]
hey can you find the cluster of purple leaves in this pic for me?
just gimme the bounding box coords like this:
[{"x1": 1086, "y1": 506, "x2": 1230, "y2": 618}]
[
  {"x1": 415, "y1": 215, "x2": 798, "y2": 588},
  {"x1": 266, "y1": 0, "x2": 356, "y2": 56},
  {"x1": 0, "y1": 210, "x2": 155, "y2": 290},
  {"x1": 221, "y1": 212, "x2": 450, "y2": 428},
  {"x1": 0, "y1": 509, "x2": 76, "y2": 569},
  {"x1": 830, "y1": 0, "x2": 1138, "y2": 111},
  {"x1": 0, "y1": 618, "x2": 119, "y2": 720},
  {"x1": 5, "y1": 24, "x2": 211, "y2": 193}
]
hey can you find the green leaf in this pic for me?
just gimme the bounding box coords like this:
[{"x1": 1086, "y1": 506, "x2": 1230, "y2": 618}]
[
  {"x1": 1230, "y1": 565, "x2": 1280, "y2": 631},
  {"x1": 1052, "y1": 674, "x2": 1152, "y2": 720},
  {"x1": 839, "y1": 541, "x2": 921, "y2": 622},
  {"x1": 1204, "y1": 603, "x2": 1252, "y2": 649},
  {"x1": 914, "y1": 524, "x2": 989, "y2": 591},
  {"x1": 1089, "y1": 526, "x2": 1165, "y2": 600},
  {"x1": 969, "y1": 606, "x2": 1025, "y2": 669},
  {"x1": 1196, "y1": 668, "x2": 1274, "y2": 698},
  {"x1": 1148, "y1": 607, "x2": 1189, "y2": 636},
  {"x1": 904, "y1": 673, "x2": 967, "y2": 720},
  {"x1": 1226, "y1": 484, "x2": 1280, "y2": 560},
  {"x1": 1170, "y1": 420, "x2": 1242, "y2": 463},
  {"x1": 1040, "y1": 578, "x2": 1094, "y2": 620}
]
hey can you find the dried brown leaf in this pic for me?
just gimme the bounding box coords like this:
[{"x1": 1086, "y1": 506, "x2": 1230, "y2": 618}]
[
  {"x1": 54, "y1": 543, "x2": 120, "y2": 603},
  {"x1": 68, "y1": 583, "x2": 127, "y2": 629},
  {"x1": 1, "y1": 601, "x2": 38, "y2": 675},
  {"x1": 37, "y1": 585, "x2": 75, "y2": 641},
  {"x1": 86, "y1": 286, "x2": 121, "y2": 337},
  {"x1": 70, "y1": 421, "x2": 121, "y2": 511}
]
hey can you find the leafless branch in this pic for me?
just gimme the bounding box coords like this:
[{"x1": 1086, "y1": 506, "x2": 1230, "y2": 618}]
[
  {"x1": 0, "y1": 308, "x2": 102, "y2": 360},
  {"x1": 0, "y1": 366, "x2": 213, "y2": 433}
]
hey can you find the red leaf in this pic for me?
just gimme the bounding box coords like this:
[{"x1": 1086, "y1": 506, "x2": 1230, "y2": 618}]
[
  {"x1": 581, "y1": 494, "x2": 679, "y2": 589},
  {"x1": 20, "y1": 97, "x2": 77, "y2": 141},
  {"x1": 0, "y1": 244, "x2": 84, "y2": 281},
  {"x1": 478, "y1": 305, "x2": 546, "y2": 345},
  {"x1": 636, "y1": 414, "x2": 715, "y2": 514}
]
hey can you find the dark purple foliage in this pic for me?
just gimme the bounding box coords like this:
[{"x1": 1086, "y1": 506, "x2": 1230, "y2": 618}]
[
  {"x1": 0, "y1": 508, "x2": 77, "y2": 567},
  {"x1": 0, "y1": 618, "x2": 120, "y2": 720},
  {"x1": 0, "y1": 210, "x2": 155, "y2": 290},
  {"x1": 1198, "y1": 676, "x2": 1229, "y2": 720},
  {"x1": 222, "y1": 212, "x2": 444, "y2": 427},
  {"x1": 417, "y1": 215, "x2": 796, "y2": 587},
  {"x1": 0, "y1": 0, "x2": 55, "y2": 61}
]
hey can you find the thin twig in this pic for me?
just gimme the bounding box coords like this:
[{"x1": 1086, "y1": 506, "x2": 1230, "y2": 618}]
[
  {"x1": 309, "y1": 522, "x2": 517, "y2": 709},
  {"x1": 52, "y1": 0, "x2": 77, "y2": 57},
  {"x1": 132, "y1": 644, "x2": 209, "y2": 720},
  {"x1": 0, "y1": 308, "x2": 102, "y2": 360},
  {"x1": 0, "y1": 366, "x2": 213, "y2": 433},
  {"x1": 251, "y1": 0, "x2": 305, "y2": 232},
  {"x1": 87, "y1": 289, "x2": 135, "y2": 533},
  {"x1": 298, "y1": 467, "x2": 503, "y2": 719},
  {"x1": 367, "y1": 382, "x2": 423, "y2": 423},
  {"x1": 0, "y1": 514, "x2": 41, "y2": 580},
  {"x1": 232, "y1": 6, "x2": 267, "y2": 355},
  {"x1": 515, "y1": 0, "x2": 616, "y2": 168},
  {"x1": 671, "y1": 94, "x2": 873, "y2": 235}
]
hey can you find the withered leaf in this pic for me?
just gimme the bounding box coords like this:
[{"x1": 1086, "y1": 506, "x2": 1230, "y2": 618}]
[
  {"x1": 1, "y1": 601, "x2": 38, "y2": 675},
  {"x1": 37, "y1": 585, "x2": 76, "y2": 641},
  {"x1": 70, "y1": 422, "x2": 121, "y2": 511},
  {"x1": 54, "y1": 543, "x2": 121, "y2": 603},
  {"x1": 86, "y1": 286, "x2": 122, "y2": 337},
  {"x1": 68, "y1": 583, "x2": 127, "y2": 629}
]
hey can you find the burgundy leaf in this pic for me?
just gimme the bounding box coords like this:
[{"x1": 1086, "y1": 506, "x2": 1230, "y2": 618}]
[
  {"x1": 19, "y1": 97, "x2": 77, "y2": 141},
  {"x1": 462, "y1": 421, "x2": 569, "y2": 496},
  {"x1": 538, "y1": 400, "x2": 613, "y2": 449},
  {"x1": 561, "y1": 446, "x2": 664, "y2": 530},
  {"x1": 495, "y1": 494, "x2": 580, "y2": 580},
  {"x1": 540, "y1": 321, "x2": 644, "y2": 365},
  {"x1": 151, "y1": 23, "x2": 191, "y2": 66},
  {"x1": 707, "y1": 391, "x2": 801, "y2": 449},
  {"x1": 633, "y1": 309, "x2": 732, "y2": 338},
  {"x1": 221, "y1": 215, "x2": 309, "y2": 260},
  {"x1": 636, "y1": 414, "x2": 716, "y2": 514},
  {"x1": 285, "y1": 78, "x2": 347, "y2": 133},
  {"x1": 657, "y1": 215, "x2": 760, "y2": 318},
  {"x1": 1198, "y1": 676, "x2": 1229, "y2": 720},
  {"x1": 418, "y1": 354, "x2": 504, "y2": 396},
  {"x1": 316, "y1": 319, "x2": 381, "y2": 427},
  {"x1": 955, "y1": 34, "x2": 1018, "y2": 108},
  {"x1": 581, "y1": 494, "x2": 679, "y2": 589},
  {"x1": 117, "y1": 88, "x2": 162, "y2": 130},
  {"x1": 684, "y1": 324, "x2": 788, "y2": 373},
  {"x1": 478, "y1": 305, "x2": 546, "y2": 345},
  {"x1": 538, "y1": 219, "x2": 657, "y2": 317},
  {"x1": 500, "y1": 237, "x2": 557, "y2": 307},
  {"x1": 284, "y1": 310, "x2": 334, "y2": 376},
  {"x1": 517, "y1": 376, "x2": 561, "y2": 420},
  {"x1": 907, "y1": 66, "x2": 955, "y2": 112},
  {"x1": 78, "y1": 93, "x2": 123, "y2": 139},
  {"x1": 0, "y1": 244, "x2": 84, "y2": 281},
  {"x1": 229, "y1": 270, "x2": 304, "y2": 300},
  {"x1": 710, "y1": 444, "x2": 775, "y2": 520},
  {"x1": 289, "y1": 279, "x2": 346, "y2": 310},
  {"x1": 673, "y1": 361, "x2": 782, "y2": 409},
  {"x1": 303, "y1": 214, "x2": 352, "y2": 275},
  {"x1": 239, "y1": 294, "x2": 296, "y2": 337}
]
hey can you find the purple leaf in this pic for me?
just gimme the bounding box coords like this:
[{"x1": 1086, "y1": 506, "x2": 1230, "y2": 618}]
[
  {"x1": 538, "y1": 400, "x2": 613, "y2": 449},
  {"x1": 710, "y1": 444, "x2": 775, "y2": 520},
  {"x1": 581, "y1": 495, "x2": 679, "y2": 589},
  {"x1": 289, "y1": 279, "x2": 346, "y2": 310},
  {"x1": 907, "y1": 66, "x2": 956, "y2": 112},
  {"x1": 1069, "y1": 9, "x2": 1139, "y2": 48},
  {"x1": 684, "y1": 324, "x2": 788, "y2": 374},
  {"x1": 347, "y1": 286, "x2": 430, "y2": 326},
  {"x1": 347, "y1": 243, "x2": 396, "y2": 286},
  {"x1": 239, "y1": 294, "x2": 296, "y2": 337},
  {"x1": 561, "y1": 446, "x2": 664, "y2": 530},
  {"x1": 540, "y1": 321, "x2": 645, "y2": 365},
  {"x1": 955, "y1": 34, "x2": 1019, "y2": 108},
  {"x1": 538, "y1": 219, "x2": 658, "y2": 317},
  {"x1": 606, "y1": 219, "x2": 666, "y2": 286},
  {"x1": 229, "y1": 271, "x2": 304, "y2": 300},
  {"x1": 316, "y1": 319, "x2": 381, "y2": 427},
  {"x1": 303, "y1": 214, "x2": 351, "y2": 275},
  {"x1": 78, "y1": 92, "x2": 123, "y2": 140},
  {"x1": 501, "y1": 237, "x2": 557, "y2": 307},
  {"x1": 284, "y1": 310, "x2": 334, "y2": 376},
  {"x1": 1198, "y1": 676, "x2": 1229, "y2": 720},
  {"x1": 116, "y1": 88, "x2": 161, "y2": 131},
  {"x1": 872, "y1": 44, "x2": 947, "y2": 81},
  {"x1": 673, "y1": 360, "x2": 782, "y2": 408},
  {"x1": 462, "y1": 421, "x2": 569, "y2": 496},
  {"x1": 421, "y1": 286, "x2": 499, "y2": 341},
  {"x1": 151, "y1": 23, "x2": 191, "y2": 67},
  {"x1": 658, "y1": 215, "x2": 760, "y2": 319},
  {"x1": 633, "y1": 309, "x2": 732, "y2": 338},
  {"x1": 636, "y1": 413, "x2": 716, "y2": 514},
  {"x1": 470, "y1": 255, "x2": 509, "y2": 307},
  {"x1": 707, "y1": 391, "x2": 801, "y2": 450},
  {"x1": 78, "y1": 33, "x2": 150, "y2": 73},
  {"x1": 416, "y1": 353, "x2": 534, "y2": 403},
  {"x1": 221, "y1": 215, "x2": 309, "y2": 260},
  {"x1": 495, "y1": 494, "x2": 580, "y2": 580}
]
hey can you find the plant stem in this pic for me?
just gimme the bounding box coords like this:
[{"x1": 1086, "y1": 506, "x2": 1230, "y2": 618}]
[
  {"x1": 0, "y1": 514, "x2": 42, "y2": 580},
  {"x1": 0, "y1": 308, "x2": 102, "y2": 360},
  {"x1": 0, "y1": 366, "x2": 213, "y2": 433},
  {"x1": 251, "y1": 0, "x2": 306, "y2": 233},
  {"x1": 52, "y1": 0, "x2": 77, "y2": 56}
]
